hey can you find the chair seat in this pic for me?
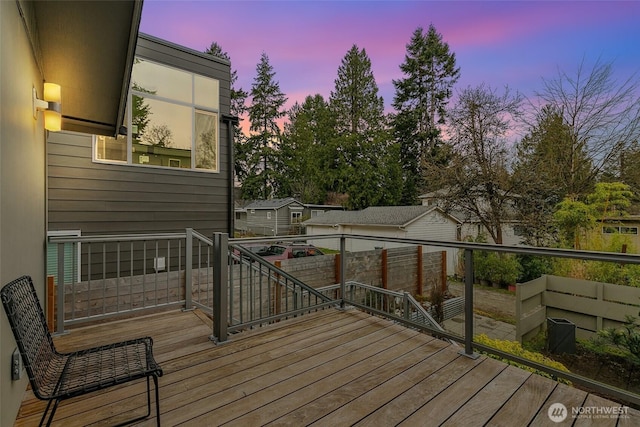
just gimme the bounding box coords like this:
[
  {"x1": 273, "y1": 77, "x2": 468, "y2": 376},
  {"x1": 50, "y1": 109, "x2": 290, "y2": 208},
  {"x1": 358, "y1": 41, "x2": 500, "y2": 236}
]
[{"x1": 57, "y1": 337, "x2": 162, "y2": 399}]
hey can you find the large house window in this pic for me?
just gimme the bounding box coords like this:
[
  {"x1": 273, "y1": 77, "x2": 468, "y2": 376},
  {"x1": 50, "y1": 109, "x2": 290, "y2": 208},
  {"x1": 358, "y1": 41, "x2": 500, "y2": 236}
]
[{"x1": 94, "y1": 58, "x2": 220, "y2": 172}]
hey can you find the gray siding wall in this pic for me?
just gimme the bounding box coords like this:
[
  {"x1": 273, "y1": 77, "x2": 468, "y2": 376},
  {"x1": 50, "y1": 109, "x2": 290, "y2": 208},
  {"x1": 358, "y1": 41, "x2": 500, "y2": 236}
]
[
  {"x1": 47, "y1": 35, "x2": 232, "y2": 236},
  {"x1": 246, "y1": 204, "x2": 303, "y2": 236},
  {"x1": 276, "y1": 206, "x2": 293, "y2": 234},
  {"x1": 246, "y1": 210, "x2": 277, "y2": 236},
  {"x1": 47, "y1": 132, "x2": 228, "y2": 235}
]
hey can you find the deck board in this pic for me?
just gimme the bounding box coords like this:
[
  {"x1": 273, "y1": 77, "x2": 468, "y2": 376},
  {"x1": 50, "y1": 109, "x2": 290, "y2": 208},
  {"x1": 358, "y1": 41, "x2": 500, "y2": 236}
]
[{"x1": 13, "y1": 307, "x2": 637, "y2": 426}]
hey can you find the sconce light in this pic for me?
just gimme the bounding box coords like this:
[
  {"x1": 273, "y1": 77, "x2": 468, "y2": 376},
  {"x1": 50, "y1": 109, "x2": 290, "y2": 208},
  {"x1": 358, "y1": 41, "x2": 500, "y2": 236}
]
[{"x1": 33, "y1": 83, "x2": 62, "y2": 131}]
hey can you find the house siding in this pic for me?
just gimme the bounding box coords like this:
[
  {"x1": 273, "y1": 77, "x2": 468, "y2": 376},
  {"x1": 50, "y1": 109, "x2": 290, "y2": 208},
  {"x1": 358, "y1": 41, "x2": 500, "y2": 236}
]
[
  {"x1": 47, "y1": 35, "x2": 232, "y2": 237},
  {"x1": 405, "y1": 211, "x2": 457, "y2": 241},
  {"x1": 460, "y1": 222, "x2": 523, "y2": 246},
  {"x1": 246, "y1": 210, "x2": 275, "y2": 236},
  {"x1": 47, "y1": 131, "x2": 228, "y2": 235},
  {"x1": 306, "y1": 210, "x2": 460, "y2": 274}
]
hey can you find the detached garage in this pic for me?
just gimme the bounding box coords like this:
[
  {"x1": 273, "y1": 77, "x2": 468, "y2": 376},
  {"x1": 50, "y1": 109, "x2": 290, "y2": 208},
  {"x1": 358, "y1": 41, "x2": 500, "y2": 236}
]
[{"x1": 304, "y1": 206, "x2": 462, "y2": 274}]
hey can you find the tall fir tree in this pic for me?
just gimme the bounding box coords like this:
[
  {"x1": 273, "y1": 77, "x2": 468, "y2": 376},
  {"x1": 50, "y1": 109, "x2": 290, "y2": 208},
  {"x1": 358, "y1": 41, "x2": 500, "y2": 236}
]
[
  {"x1": 246, "y1": 52, "x2": 287, "y2": 199},
  {"x1": 392, "y1": 25, "x2": 460, "y2": 204},
  {"x1": 279, "y1": 94, "x2": 337, "y2": 203},
  {"x1": 329, "y1": 45, "x2": 399, "y2": 209}
]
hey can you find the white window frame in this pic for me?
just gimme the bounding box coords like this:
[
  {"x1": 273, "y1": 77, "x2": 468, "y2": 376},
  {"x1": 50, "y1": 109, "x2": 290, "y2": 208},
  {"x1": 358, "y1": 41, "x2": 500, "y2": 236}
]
[{"x1": 93, "y1": 58, "x2": 220, "y2": 173}]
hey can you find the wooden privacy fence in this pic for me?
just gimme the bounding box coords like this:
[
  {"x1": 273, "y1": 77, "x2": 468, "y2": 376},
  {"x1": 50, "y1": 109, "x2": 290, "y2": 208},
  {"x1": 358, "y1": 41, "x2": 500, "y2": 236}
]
[
  {"x1": 516, "y1": 274, "x2": 640, "y2": 342},
  {"x1": 278, "y1": 246, "x2": 446, "y2": 297}
]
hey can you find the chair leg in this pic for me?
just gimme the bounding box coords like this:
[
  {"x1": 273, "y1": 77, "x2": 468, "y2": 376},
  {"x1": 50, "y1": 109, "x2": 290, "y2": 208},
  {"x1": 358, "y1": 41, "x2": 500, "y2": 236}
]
[
  {"x1": 154, "y1": 374, "x2": 161, "y2": 426},
  {"x1": 112, "y1": 375, "x2": 159, "y2": 427},
  {"x1": 38, "y1": 399, "x2": 53, "y2": 427},
  {"x1": 42, "y1": 399, "x2": 61, "y2": 427}
]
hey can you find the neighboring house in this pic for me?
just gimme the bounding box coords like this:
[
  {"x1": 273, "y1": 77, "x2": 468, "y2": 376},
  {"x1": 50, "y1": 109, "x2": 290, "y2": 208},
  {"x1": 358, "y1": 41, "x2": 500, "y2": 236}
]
[
  {"x1": 601, "y1": 216, "x2": 640, "y2": 250},
  {"x1": 242, "y1": 198, "x2": 305, "y2": 236},
  {"x1": 1, "y1": 2, "x2": 144, "y2": 424},
  {"x1": 420, "y1": 190, "x2": 525, "y2": 246},
  {"x1": 234, "y1": 199, "x2": 251, "y2": 235},
  {"x1": 235, "y1": 199, "x2": 344, "y2": 236},
  {"x1": 304, "y1": 206, "x2": 462, "y2": 273},
  {"x1": 302, "y1": 203, "x2": 345, "y2": 219}
]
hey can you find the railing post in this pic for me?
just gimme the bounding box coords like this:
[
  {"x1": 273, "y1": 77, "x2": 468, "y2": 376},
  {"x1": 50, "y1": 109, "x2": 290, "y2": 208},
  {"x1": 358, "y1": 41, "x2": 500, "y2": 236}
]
[
  {"x1": 340, "y1": 235, "x2": 346, "y2": 308},
  {"x1": 56, "y1": 242, "x2": 66, "y2": 334},
  {"x1": 184, "y1": 228, "x2": 193, "y2": 310},
  {"x1": 212, "y1": 232, "x2": 228, "y2": 343},
  {"x1": 403, "y1": 292, "x2": 410, "y2": 321},
  {"x1": 462, "y1": 248, "x2": 478, "y2": 358}
]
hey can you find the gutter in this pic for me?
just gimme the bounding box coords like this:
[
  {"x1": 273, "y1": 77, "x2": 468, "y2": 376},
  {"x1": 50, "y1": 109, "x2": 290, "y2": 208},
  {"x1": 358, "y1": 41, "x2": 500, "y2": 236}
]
[{"x1": 222, "y1": 114, "x2": 239, "y2": 235}]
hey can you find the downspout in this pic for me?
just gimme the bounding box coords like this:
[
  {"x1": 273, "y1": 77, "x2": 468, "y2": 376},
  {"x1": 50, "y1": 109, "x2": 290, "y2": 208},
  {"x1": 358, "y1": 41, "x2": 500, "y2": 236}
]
[
  {"x1": 274, "y1": 208, "x2": 278, "y2": 236},
  {"x1": 222, "y1": 114, "x2": 239, "y2": 236}
]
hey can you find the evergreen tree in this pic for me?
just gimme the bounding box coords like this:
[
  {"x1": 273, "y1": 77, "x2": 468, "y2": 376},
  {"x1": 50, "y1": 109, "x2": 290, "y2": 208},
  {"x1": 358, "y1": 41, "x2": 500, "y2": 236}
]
[
  {"x1": 246, "y1": 52, "x2": 287, "y2": 199},
  {"x1": 513, "y1": 105, "x2": 593, "y2": 245},
  {"x1": 279, "y1": 94, "x2": 337, "y2": 203},
  {"x1": 392, "y1": 25, "x2": 460, "y2": 203},
  {"x1": 329, "y1": 45, "x2": 399, "y2": 209},
  {"x1": 536, "y1": 58, "x2": 640, "y2": 194}
]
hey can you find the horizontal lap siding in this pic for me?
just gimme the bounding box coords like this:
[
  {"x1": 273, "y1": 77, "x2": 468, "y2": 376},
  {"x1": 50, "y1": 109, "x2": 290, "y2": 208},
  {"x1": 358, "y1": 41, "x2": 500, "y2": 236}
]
[{"x1": 48, "y1": 132, "x2": 229, "y2": 235}]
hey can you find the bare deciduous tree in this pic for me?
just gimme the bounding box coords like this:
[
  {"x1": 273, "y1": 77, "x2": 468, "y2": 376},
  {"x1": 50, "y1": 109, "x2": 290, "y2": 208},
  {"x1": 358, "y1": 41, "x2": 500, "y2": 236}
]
[
  {"x1": 535, "y1": 58, "x2": 640, "y2": 194},
  {"x1": 143, "y1": 124, "x2": 173, "y2": 147},
  {"x1": 430, "y1": 84, "x2": 523, "y2": 244}
]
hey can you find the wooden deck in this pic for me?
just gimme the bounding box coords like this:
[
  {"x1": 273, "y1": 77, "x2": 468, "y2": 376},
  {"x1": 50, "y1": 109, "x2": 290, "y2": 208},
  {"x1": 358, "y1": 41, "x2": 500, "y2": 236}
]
[{"x1": 14, "y1": 308, "x2": 639, "y2": 426}]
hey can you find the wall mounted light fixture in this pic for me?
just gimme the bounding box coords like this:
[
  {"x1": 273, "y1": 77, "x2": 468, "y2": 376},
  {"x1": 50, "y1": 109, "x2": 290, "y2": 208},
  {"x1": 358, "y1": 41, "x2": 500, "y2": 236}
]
[{"x1": 33, "y1": 83, "x2": 62, "y2": 131}]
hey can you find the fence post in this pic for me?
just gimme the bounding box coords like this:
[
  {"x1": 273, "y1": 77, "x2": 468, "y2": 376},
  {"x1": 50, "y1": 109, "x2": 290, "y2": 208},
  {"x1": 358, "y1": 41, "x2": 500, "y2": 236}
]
[
  {"x1": 212, "y1": 232, "x2": 228, "y2": 343},
  {"x1": 340, "y1": 235, "x2": 346, "y2": 308},
  {"x1": 403, "y1": 292, "x2": 410, "y2": 321},
  {"x1": 184, "y1": 228, "x2": 193, "y2": 310},
  {"x1": 56, "y1": 242, "x2": 66, "y2": 334},
  {"x1": 47, "y1": 276, "x2": 55, "y2": 332},
  {"x1": 462, "y1": 248, "x2": 478, "y2": 358},
  {"x1": 416, "y1": 247, "x2": 423, "y2": 296}
]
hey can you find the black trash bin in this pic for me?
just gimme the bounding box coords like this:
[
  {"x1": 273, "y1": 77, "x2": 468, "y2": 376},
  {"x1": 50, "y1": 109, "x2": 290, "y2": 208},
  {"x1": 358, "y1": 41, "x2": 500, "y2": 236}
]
[{"x1": 547, "y1": 317, "x2": 576, "y2": 354}]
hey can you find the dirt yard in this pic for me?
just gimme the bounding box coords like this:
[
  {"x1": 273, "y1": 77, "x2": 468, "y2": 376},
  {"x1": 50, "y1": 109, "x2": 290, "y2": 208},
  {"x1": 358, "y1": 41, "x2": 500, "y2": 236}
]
[{"x1": 447, "y1": 280, "x2": 515, "y2": 322}]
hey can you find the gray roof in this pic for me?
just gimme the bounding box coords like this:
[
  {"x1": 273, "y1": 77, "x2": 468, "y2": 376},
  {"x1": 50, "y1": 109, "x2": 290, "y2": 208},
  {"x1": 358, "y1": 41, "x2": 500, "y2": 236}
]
[
  {"x1": 244, "y1": 198, "x2": 302, "y2": 210},
  {"x1": 304, "y1": 206, "x2": 460, "y2": 227}
]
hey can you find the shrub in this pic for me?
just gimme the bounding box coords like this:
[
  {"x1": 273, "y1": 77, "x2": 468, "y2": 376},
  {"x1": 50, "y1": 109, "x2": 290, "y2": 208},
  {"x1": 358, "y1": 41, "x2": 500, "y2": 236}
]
[
  {"x1": 475, "y1": 334, "x2": 571, "y2": 383},
  {"x1": 595, "y1": 314, "x2": 640, "y2": 366},
  {"x1": 516, "y1": 254, "x2": 552, "y2": 283},
  {"x1": 487, "y1": 253, "x2": 522, "y2": 286}
]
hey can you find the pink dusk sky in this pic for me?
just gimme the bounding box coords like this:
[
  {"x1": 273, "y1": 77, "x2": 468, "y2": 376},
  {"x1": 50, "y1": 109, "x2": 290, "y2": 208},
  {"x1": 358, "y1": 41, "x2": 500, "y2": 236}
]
[{"x1": 140, "y1": 0, "x2": 640, "y2": 113}]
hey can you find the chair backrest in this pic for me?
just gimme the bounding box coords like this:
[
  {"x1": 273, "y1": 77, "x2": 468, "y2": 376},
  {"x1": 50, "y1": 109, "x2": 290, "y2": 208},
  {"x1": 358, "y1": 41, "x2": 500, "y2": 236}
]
[{"x1": 1, "y1": 275, "x2": 60, "y2": 399}]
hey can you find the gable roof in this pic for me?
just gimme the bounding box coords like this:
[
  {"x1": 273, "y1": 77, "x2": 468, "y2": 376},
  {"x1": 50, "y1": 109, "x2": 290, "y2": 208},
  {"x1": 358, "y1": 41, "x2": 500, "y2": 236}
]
[
  {"x1": 304, "y1": 206, "x2": 461, "y2": 228},
  {"x1": 244, "y1": 198, "x2": 303, "y2": 210}
]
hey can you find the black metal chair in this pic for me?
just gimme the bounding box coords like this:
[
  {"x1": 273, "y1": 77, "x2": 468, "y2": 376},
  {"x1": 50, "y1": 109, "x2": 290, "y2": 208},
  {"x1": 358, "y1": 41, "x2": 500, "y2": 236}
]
[{"x1": 1, "y1": 275, "x2": 163, "y2": 426}]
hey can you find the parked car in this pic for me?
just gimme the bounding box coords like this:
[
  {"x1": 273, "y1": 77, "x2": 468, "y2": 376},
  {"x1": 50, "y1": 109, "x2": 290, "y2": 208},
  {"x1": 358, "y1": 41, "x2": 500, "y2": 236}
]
[
  {"x1": 261, "y1": 244, "x2": 324, "y2": 261},
  {"x1": 232, "y1": 243, "x2": 270, "y2": 261}
]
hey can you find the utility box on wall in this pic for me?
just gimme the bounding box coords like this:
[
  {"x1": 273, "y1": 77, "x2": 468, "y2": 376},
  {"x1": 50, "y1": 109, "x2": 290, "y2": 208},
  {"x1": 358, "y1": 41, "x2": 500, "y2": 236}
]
[{"x1": 547, "y1": 317, "x2": 576, "y2": 354}]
